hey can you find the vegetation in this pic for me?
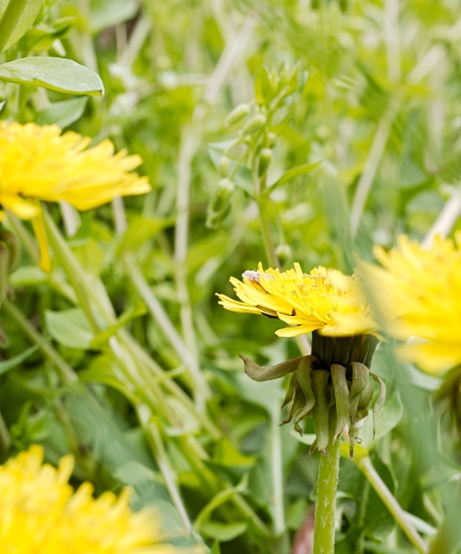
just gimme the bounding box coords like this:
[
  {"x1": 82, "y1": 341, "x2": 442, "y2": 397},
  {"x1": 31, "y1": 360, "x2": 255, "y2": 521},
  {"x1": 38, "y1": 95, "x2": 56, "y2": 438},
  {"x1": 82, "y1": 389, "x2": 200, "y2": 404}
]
[{"x1": 0, "y1": 0, "x2": 460, "y2": 553}]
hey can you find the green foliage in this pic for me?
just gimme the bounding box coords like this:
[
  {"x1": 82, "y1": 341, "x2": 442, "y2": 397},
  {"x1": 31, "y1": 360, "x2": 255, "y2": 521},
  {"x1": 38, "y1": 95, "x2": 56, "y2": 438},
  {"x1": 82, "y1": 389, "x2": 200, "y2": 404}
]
[{"x1": 0, "y1": 0, "x2": 461, "y2": 553}]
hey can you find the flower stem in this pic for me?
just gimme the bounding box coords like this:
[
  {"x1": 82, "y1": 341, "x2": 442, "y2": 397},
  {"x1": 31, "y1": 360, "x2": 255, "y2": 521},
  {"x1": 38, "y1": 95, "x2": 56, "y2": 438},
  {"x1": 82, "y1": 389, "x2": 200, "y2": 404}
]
[
  {"x1": 313, "y1": 436, "x2": 341, "y2": 554},
  {"x1": 357, "y1": 455, "x2": 428, "y2": 554}
]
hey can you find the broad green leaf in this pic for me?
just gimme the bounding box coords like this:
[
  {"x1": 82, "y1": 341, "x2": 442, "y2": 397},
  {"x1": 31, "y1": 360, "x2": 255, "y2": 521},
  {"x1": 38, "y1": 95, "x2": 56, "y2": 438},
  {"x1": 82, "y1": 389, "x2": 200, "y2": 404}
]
[
  {"x1": 36, "y1": 97, "x2": 88, "y2": 128},
  {"x1": 0, "y1": 0, "x2": 44, "y2": 52},
  {"x1": 45, "y1": 308, "x2": 94, "y2": 349},
  {"x1": 0, "y1": 57, "x2": 104, "y2": 95}
]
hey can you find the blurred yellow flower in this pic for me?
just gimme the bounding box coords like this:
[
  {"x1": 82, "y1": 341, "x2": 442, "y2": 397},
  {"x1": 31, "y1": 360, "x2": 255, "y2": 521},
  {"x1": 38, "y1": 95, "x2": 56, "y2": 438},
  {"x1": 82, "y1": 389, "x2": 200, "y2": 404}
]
[
  {"x1": 0, "y1": 122, "x2": 151, "y2": 270},
  {"x1": 363, "y1": 234, "x2": 461, "y2": 373},
  {"x1": 0, "y1": 122, "x2": 150, "y2": 220},
  {"x1": 217, "y1": 262, "x2": 376, "y2": 337},
  {"x1": 0, "y1": 445, "x2": 174, "y2": 554}
]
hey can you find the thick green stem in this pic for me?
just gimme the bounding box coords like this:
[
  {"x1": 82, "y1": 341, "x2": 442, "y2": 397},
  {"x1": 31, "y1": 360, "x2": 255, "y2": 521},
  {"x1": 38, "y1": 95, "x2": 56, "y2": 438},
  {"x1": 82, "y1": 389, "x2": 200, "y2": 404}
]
[
  {"x1": 357, "y1": 456, "x2": 427, "y2": 554},
  {"x1": 313, "y1": 436, "x2": 341, "y2": 554}
]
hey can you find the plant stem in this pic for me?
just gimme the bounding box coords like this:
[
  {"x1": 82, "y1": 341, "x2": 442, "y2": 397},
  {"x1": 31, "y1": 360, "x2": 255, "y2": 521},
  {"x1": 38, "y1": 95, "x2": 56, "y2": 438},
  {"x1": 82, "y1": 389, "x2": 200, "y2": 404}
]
[
  {"x1": 349, "y1": 100, "x2": 400, "y2": 238},
  {"x1": 256, "y1": 174, "x2": 280, "y2": 270},
  {"x1": 313, "y1": 436, "x2": 341, "y2": 554},
  {"x1": 357, "y1": 455, "x2": 428, "y2": 554},
  {"x1": 2, "y1": 297, "x2": 77, "y2": 383},
  {"x1": 270, "y1": 407, "x2": 285, "y2": 536},
  {"x1": 141, "y1": 411, "x2": 193, "y2": 533}
]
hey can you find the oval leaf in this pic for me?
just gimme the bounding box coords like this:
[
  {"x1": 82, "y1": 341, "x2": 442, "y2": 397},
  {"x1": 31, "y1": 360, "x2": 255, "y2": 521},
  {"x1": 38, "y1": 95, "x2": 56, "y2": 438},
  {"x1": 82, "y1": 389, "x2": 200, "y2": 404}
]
[
  {"x1": 0, "y1": 57, "x2": 104, "y2": 96},
  {"x1": 36, "y1": 97, "x2": 88, "y2": 128}
]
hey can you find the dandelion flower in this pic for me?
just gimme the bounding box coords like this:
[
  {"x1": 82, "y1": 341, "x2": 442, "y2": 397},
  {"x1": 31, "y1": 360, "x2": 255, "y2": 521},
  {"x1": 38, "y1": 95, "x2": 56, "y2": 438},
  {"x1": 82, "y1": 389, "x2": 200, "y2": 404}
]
[
  {"x1": 0, "y1": 122, "x2": 150, "y2": 220},
  {"x1": 217, "y1": 263, "x2": 383, "y2": 452},
  {"x1": 0, "y1": 445, "x2": 174, "y2": 554},
  {"x1": 217, "y1": 262, "x2": 376, "y2": 338},
  {"x1": 363, "y1": 234, "x2": 461, "y2": 373}
]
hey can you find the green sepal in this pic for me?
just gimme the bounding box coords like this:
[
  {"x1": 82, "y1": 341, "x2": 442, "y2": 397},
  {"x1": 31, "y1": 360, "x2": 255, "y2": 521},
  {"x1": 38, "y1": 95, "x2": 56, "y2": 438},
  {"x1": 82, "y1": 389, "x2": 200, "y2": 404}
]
[
  {"x1": 281, "y1": 373, "x2": 297, "y2": 409},
  {"x1": 370, "y1": 371, "x2": 387, "y2": 437},
  {"x1": 331, "y1": 363, "x2": 350, "y2": 441},
  {"x1": 281, "y1": 378, "x2": 305, "y2": 431},
  {"x1": 239, "y1": 354, "x2": 302, "y2": 382},
  {"x1": 295, "y1": 365, "x2": 316, "y2": 424},
  {"x1": 349, "y1": 362, "x2": 370, "y2": 422},
  {"x1": 311, "y1": 369, "x2": 331, "y2": 455},
  {"x1": 357, "y1": 380, "x2": 373, "y2": 410}
]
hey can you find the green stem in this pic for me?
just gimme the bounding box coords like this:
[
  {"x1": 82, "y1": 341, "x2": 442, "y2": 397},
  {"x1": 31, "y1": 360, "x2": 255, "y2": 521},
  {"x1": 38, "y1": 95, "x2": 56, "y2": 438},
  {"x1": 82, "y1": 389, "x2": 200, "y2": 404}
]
[
  {"x1": 2, "y1": 297, "x2": 77, "y2": 383},
  {"x1": 141, "y1": 412, "x2": 193, "y2": 533},
  {"x1": 357, "y1": 456, "x2": 427, "y2": 554},
  {"x1": 255, "y1": 172, "x2": 280, "y2": 270},
  {"x1": 313, "y1": 436, "x2": 341, "y2": 554}
]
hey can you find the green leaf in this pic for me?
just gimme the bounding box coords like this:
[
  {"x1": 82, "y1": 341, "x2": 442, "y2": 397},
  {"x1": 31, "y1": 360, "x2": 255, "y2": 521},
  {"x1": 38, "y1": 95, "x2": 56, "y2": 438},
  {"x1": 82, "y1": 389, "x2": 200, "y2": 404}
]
[
  {"x1": 0, "y1": 57, "x2": 104, "y2": 95},
  {"x1": 45, "y1": 308, "x2": 94, "y2": 349},
  {"x1": 265, "y1": 161, "x2": 322, "y2": 195},
  {"x1": 36, "y1": 97, "x2": 88, "y2": 128},
  {"x1": 0, "y1": 344, "x2": 40, "y2": 376},
  {"x1": 78, "y1": 356, "x2": 138, "y2": 403},
  {"x1": 117, "y1": 216, "x2": 174, "y2": 255},
  {"x1": 90, "y1": 0, "x2": 139, "y2": 33},
  {"x1": 0, "y1": 0, "x2": 44, "y2": 52},
  {"x1": 254, "y1": 67, "x2": 272, "y2": 106},
  {"x1": 199, "y1": 521, "x2": 247, "y2": 542},
  {"x1": 90, "y1": 301, "x2": 147, "y2": 349}
]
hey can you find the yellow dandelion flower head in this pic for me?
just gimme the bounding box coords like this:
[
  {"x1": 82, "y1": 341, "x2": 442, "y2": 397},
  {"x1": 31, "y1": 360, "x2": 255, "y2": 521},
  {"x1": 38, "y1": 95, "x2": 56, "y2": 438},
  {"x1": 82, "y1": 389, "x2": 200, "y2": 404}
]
[
  {"x1": 363, "y1": 234, "x2": 461, "y2": 373},
  {"x1": 0, "y1": 445, "x2": 174, "y2": 554},
  {"x1": 0, "y1": 121, "x2": 151, "y2": 220},
  {"x1": 217, "y1": 262, "x2": 376, "y2": 338}
]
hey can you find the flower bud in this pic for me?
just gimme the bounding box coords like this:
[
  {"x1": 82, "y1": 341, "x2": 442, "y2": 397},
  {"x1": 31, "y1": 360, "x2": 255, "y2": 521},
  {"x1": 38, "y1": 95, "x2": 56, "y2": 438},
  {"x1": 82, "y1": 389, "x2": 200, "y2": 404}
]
[
  {"x1": 241, "y1": 114, "x2": 266, "y2": 135},
  {"x1": 258, "y1": 148, "x2": 272, "y2": 177},
  {"x1": 267, "y1": 132, "x2": 277, "y2": 147},
  {"x1": 275, "y1": 244, "x2": 292, "y2": 264},
  {"x1": 218, "y1": 156, "x2": 231, "y2": 177},
  {"x1": 224, "y1": 103, "x2": 250, "y2": 127},
  {"x1": 206, "y1": 178, "x2": 235, "y2": 229}
]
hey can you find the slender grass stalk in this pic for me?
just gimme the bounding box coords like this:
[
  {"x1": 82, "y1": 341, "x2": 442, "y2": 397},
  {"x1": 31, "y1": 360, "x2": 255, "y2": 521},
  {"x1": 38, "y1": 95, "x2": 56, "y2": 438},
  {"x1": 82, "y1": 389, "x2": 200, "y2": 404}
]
[
  {"x1": 173, "y1": 17, "x2": 255, "y2": 410},
  {"x1": 350, "y1": 100, "x2": 400, "y2": 237},
  {"x1": 357, "y1": 455, "x2": 428, "y2": 554},
  {"x1": 2, "y1": 297, "x2": 77, "y2": 383},
  {"x1": 422, "y1": 188, "x2": 461, "y2": 247},
  {"x1": 0, "y1": 410, "x2": 11, "y2": 455},
  {"x1": 385, "y1": 0, "x2": 401, "y2": 83},
  {"x1": 313, "y1": 436, "x2": 341, "y2": 554},
  {"x1": 141, "y1": 410, "x2": 193, "y2": 533}
]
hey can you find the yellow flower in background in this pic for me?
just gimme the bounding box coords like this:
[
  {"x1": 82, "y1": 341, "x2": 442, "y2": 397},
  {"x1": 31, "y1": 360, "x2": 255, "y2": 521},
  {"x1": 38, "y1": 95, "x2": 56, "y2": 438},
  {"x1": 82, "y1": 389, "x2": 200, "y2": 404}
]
[
  {"x1": 363, "y1": 234, "x2": 461, "y2": 373},
  {"x1": 0, "y1": 445, "x2": 174, "y2": 554},
  {"x1": 0, "y1": 122, "x2": 150, "y2": 220},
  {"x1": 0, "y1": 122, "x2": 151, "y2": 271},
  {"x1": 217, "y1": 262, "x2": 376, "y2": 337}
]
